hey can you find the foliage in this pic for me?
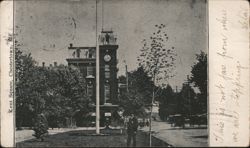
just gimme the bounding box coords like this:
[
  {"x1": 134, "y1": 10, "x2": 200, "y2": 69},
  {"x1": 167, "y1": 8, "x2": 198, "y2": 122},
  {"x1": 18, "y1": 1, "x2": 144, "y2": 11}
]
[
  {"x1": 118, "y1": 67, "x2": 153, "y2": 117},
  {"x1": 118, "y1": 75, "x2": 126, "y2": 84},
  {"x1": 33, "y1": 113, "x2": 48, "y2": 141},
  {"x1": 119, "y1": 90, "x2": 146, "y2": 117},
  {"x1": 158, "y1": 85, "x2": 174, "y2": 120},
  {"x1": 15, "y1": 47, "x2": 90, "y2": 127},
  {"x1": 189, "y1": 51, "x2": 207, "y2": 113},
  {"x1": 15, "y1": 47, "x2": 38, "y2": 127},
  {"x1": 43, "y1": 65, "x2": 91, "y2": 126},
  {"x1": 179, "y1": 84, "x2": 196, "y2": 116},
  {"x1": 190, "y1": 51, "x2": 207, "y2": 95},
  {"x1": 137, "y1": 24, "x2": 177, "y2": 87},
  {"x1": 157, "y1": 82, "x2": 201, "y2": 120},
  {"x1": 128, "y1": 67, "x2": 153, "y2": 104}
]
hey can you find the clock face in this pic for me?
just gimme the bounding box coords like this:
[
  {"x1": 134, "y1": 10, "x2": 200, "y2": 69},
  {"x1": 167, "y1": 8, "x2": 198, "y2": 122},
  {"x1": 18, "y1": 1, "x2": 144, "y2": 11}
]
[{"x1": 104, "y1": 54, "x2": 111, "y2": 62}]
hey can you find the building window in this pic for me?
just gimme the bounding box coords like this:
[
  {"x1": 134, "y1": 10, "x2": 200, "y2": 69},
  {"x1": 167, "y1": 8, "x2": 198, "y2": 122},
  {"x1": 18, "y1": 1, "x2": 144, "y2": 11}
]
[
  {"x1": 104, "y1": 65, "x2": 110, "y2": 71},
  {"x1": 87, "y1": 66, "x2": 94, "y2": 76},
  {"x1": 87, "y1": 84, "x2": 93, "y2": 97},
  {"x1": 104, "y1": 84, "x2": 110, "y2": 102},
  {"x1": 104, "y1": 65, "x2": 110, "y2": 78},
  {"x1": 105, "y1": 72, "x2": 110, "y2": 78}
]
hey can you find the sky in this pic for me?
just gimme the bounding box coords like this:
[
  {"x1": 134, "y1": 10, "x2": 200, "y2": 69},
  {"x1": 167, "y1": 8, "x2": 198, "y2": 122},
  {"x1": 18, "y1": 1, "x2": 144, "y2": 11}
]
[{"x1": 15, "y1": 0, "x2": 207, "y2": 90}]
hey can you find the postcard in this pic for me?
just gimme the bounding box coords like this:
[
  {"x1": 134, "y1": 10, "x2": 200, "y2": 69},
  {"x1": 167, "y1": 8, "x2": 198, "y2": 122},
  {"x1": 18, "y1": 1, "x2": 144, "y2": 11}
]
[{"x1": 0, "y1": 0, "x2": 249, "y2": 147}]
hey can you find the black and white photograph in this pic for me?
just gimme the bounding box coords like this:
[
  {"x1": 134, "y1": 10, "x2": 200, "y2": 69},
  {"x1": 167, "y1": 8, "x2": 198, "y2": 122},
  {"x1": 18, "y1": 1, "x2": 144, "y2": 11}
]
[{"x1": 10, "y1": 0, "x2": 208, "y2": 147}]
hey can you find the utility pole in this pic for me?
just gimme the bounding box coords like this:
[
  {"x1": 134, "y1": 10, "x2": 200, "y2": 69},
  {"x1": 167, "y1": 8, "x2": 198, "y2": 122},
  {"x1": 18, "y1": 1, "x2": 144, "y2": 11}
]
[
  {"x1": 123, "y1": 60, "x2": 129, "y2": 92},
  {"x1": 125, "y1": 64, "x2": 129, "y2": 92},
  {"x1": 149, "y1": 72, "x2": 155, "y2": 147},
  {"x1": 187, "y1": 75, "x2": 191, "y2": 116},
  {"x1": 95, "y1": 0, "x2": 100, "y2": 134}
]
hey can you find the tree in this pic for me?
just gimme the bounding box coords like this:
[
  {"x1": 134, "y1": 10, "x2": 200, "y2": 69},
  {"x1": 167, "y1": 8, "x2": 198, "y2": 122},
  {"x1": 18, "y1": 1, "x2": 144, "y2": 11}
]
[
  {"x1": 179, "y1": 83, "x2": 196, "y2": 116},
  {"x1": 119, "y1": 90, "x2": 146, "y2": 117},
  {"x1": 117, "y1": 67, "x2": 153, "y2": 117},
  {"x1": 137, "y1": 24, "x2": 177, "y2": 146},
  {"x1": 190, "y1": 51, "x2": 207, "y2": 95},
  {"x1": 15, "y1": 48, "x2": 39, "y2": 127},
  {"x1": 33, "y1": 113, "x2": 48, "y2": 141},
  {"x1": 137, "y1": 24, "x2": 177, "y2": 87},
  {"x1": 158, "y1": 84, "x2": 174, "y2": 120},
  {"x1": 11, "y1": 30, "x2": 47, "y2": 127},
  {"x1": 189, "y1": 51, "x2": 207, "y2": 113},
  {"x1": 128, "y1": 67, "x2": 154, "y2": 104},
  {"x1": 44, "y1": 65, "x2": 90, "y2": 127},
  {"x1": 13, "y1": 26, "x2": 91, "y2": 128},
  {"x1": 15, "y1": 49, "x2": 90, "y2": 127}
]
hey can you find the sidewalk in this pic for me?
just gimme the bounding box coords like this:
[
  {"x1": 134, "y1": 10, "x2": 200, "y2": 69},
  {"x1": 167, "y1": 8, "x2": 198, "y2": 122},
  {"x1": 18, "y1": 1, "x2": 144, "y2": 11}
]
[
  {"x1": 139, "y1": 120, "x2": 208, "y2": 147},
  {"x1": 16, "y1": 127, "x2": 109, "y2": 143},
  {"x1": 16, "y1": 122, "x2": 208, "y2": 147}
]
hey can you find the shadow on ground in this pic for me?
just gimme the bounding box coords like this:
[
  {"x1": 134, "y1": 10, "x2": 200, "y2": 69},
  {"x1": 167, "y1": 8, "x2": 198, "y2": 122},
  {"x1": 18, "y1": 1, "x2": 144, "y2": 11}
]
[
  {"x1": 17, "y1": 129, "x2": 172, "y2": 147},
  {"x1": 167, "y1": 126, "x2": 207, "y2": 130},
  {"x1": 191, "y1": 135, "x2": 208, "y2": 139}
]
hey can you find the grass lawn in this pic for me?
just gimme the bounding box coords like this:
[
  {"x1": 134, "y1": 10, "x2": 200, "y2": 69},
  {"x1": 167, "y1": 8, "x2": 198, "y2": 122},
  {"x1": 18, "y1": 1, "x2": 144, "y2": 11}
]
[{"x1": 17, "y1": 129, "x2": 169, "y2": 147}]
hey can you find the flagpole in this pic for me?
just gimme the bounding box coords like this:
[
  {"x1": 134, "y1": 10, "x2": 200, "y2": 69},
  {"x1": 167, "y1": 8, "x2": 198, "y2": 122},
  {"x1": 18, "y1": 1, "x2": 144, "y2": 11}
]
[{"x1": 95, "y1": 0, "x2": 100, "y2": 134}]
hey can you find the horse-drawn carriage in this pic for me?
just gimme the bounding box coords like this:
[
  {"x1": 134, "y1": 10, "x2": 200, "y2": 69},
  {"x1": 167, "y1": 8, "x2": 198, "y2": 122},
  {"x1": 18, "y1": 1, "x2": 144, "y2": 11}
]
[
  {"x1": 168, "y1": 113, "x2": 207, "y2": 128},
  {"x1": 168, "y1": 114, "x2": 185, "y2": 128}
]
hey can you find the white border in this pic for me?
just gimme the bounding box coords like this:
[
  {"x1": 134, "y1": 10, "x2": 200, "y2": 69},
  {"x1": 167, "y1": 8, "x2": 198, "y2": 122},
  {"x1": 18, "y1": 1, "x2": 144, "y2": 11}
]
[
  {"x1": 0, "y1": 0, "x2": 15, "y2": 147},
  {"x1": 0, "y1": 0, "x2": 249, "y2": 147},
  {"x1": 209, "y1": 0, "x2": 249, "y2": 146}
]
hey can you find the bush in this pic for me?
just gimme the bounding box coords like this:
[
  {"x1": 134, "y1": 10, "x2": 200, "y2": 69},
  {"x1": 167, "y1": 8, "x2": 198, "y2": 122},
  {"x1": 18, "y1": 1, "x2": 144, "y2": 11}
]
[{"x1": 33, "y1": 114, "x2": 48, "y2": 141}]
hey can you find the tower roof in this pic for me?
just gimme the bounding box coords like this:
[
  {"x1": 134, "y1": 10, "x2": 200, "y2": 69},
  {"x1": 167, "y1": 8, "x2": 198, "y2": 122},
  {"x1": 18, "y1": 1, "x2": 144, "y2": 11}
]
[{"x1": 99, "y1": 30, "x2": 117, "y2": 45}]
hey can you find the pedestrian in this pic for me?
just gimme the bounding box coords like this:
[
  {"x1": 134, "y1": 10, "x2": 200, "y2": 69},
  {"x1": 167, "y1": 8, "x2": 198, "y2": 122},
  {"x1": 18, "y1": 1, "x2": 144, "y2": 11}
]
[{"x1": 127, "y1": 113, "x2": 138, "y2": 147}]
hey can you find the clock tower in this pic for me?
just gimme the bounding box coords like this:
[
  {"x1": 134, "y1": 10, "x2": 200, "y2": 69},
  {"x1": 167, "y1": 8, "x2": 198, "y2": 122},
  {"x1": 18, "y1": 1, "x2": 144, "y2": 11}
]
[
  {"x1": 99, "y1": 30, "x2": 118, "y2": 105},
  {"x1": 66, "y1": 30, "x2": 119, "y2": 126},
  {"x1": 66, "y1": 30, "x2": 118, "y2": 105}
]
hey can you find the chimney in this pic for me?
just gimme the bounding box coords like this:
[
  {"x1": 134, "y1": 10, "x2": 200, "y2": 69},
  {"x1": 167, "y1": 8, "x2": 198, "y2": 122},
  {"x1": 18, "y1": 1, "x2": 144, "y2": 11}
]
[
  {"x1": 54, "y1": 62, "x2": 57, "y2": 67},
  {"x1": 42, "y1": 62, "x2": 45, "y2": 67},
  {"x1": 70, "y1": 43, "x2": 73, "y2": 47}
]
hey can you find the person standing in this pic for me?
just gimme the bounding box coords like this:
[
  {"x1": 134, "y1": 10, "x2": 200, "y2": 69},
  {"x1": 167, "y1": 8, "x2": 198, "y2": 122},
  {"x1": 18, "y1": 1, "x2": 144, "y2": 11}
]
[{"x1": 127, "y1": 113, "x2": 138, "y2": 147}]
